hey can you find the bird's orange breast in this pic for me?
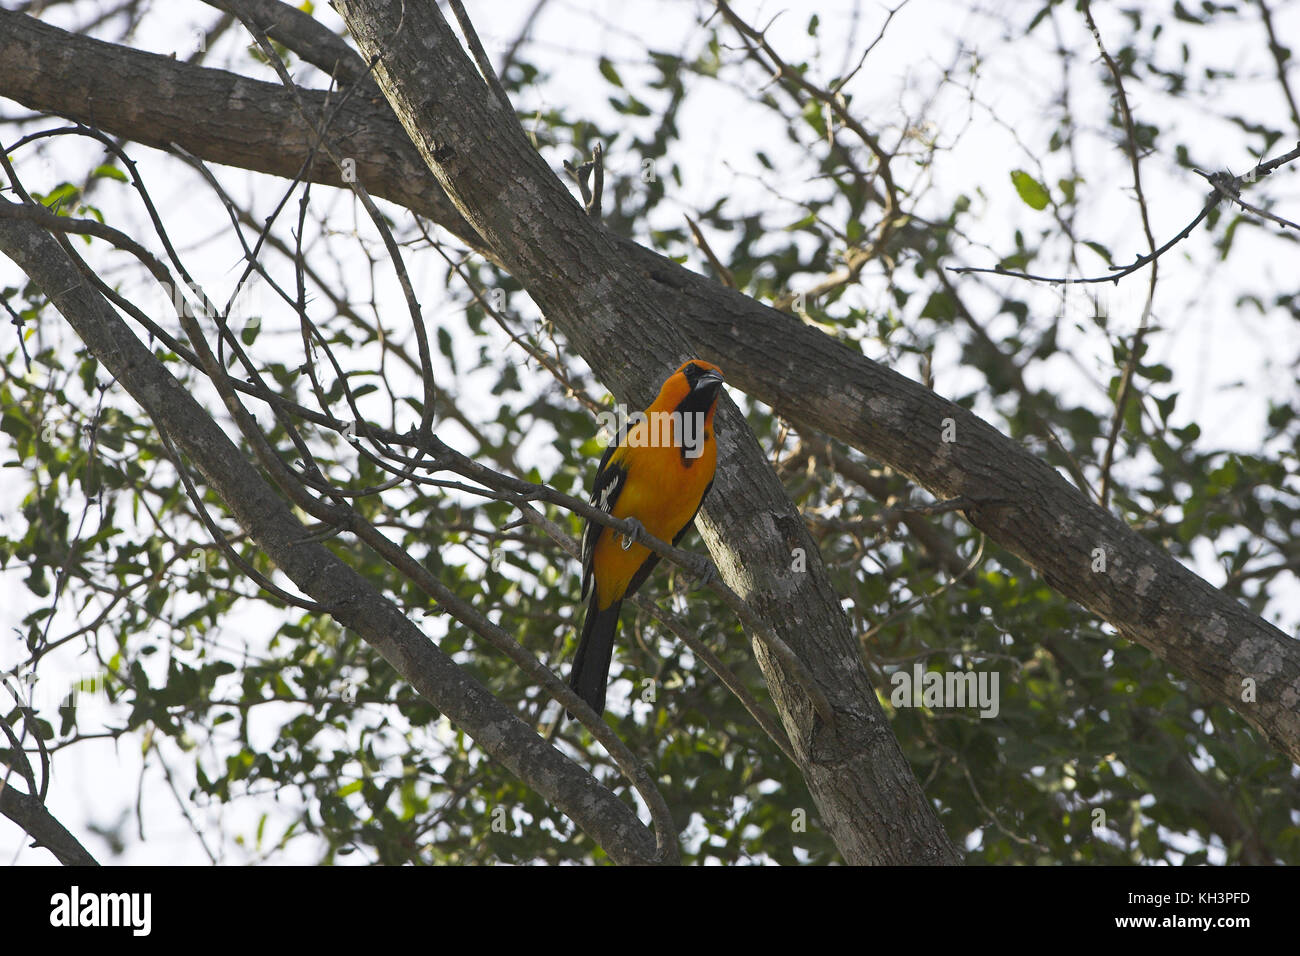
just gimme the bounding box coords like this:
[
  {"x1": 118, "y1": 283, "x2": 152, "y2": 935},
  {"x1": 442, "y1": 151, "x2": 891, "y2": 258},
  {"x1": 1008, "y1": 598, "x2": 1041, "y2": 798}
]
[{"x1": 590, "y1": 414, "x2": 716, "y2": 608}]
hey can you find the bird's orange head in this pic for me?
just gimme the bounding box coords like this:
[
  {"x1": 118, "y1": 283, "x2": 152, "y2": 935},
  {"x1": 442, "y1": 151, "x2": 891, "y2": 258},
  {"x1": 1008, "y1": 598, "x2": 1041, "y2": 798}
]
[{"x1": 647, "y1": 359, "x2": 725, "y2": 421}]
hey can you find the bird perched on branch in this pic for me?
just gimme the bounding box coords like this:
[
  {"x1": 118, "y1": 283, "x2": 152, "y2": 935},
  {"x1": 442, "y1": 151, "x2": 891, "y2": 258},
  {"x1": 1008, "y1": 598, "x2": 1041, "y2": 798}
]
[{"x1": 568, "y1": 359, "x2": 725, "y2": 718}]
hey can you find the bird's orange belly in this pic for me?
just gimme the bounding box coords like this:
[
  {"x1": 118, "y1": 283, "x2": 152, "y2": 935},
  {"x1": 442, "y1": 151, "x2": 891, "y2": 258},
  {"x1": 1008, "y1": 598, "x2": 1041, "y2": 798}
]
[{"x1": 591, "y1": 442, "x2": 715, "y2": 608}]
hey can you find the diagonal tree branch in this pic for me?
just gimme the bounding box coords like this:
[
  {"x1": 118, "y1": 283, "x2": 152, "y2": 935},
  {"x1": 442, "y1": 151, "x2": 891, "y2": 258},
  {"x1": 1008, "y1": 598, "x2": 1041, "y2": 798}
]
[{"x1": 202, "y1": 0, "x2": 372, "y2": 86}]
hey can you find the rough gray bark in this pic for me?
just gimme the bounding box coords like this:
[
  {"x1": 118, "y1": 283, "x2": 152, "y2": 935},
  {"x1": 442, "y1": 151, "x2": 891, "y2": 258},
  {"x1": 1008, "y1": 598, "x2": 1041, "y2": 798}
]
[{"x1": 0, "y1": 200, "x2": 664, "y2": 866}]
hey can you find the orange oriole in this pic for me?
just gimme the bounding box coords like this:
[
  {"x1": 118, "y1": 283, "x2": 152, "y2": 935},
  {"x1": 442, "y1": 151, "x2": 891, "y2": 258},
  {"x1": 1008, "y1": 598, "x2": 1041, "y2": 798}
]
[{"x1": 568, "y1": 359, "x2": 725, "y2": 716}]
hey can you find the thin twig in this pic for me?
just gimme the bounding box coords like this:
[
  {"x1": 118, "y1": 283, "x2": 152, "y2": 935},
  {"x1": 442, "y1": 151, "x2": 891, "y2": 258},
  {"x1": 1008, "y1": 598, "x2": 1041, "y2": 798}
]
[
  {"x1": 500, "y1": 0, "x2": 551, "y2": 80},
  {"x1": 713, "y1": 0, "x2": 899, "y2": 218},
  {"x1": 831, "y1": 1, "x2": 907, "y2": 93},
  {"x1": 861, "y1": 536, "x2": 986, "y2": 642},
  {"x1": 936, "y1": 270, "x2": 1095, "y2": 498},
  {"x1": 448, "y1": 0, "x2": 514, "y2": 113},
  {"x1": 685, "y1": 215, "x2": 736, "y2": 287},
  {"x1": 1083, "y1": 0, "x2": 1158, "y2": 509},
  {"x1": 948, "y1": 142, "x2": 1300, "y2": 285},
  {"x1": 1258, "y1": 0, "x2": 1300, "y2": 136},
  {"x1": 235, "y1": 15, "x2": 440, "y2": 450},
  {"x1": 1202, "y1": 168, "x2": 1300, "y2": 231}
]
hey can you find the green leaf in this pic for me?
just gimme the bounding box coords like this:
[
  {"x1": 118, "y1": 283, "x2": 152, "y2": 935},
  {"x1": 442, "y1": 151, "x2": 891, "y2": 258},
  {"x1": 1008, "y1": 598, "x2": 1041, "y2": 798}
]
[
  {"x1": 920, "y1": 291, "x2": 955, "y2": 321},
  {"x1": 1083, "y1": 240, "x2": 1114, "y2": 264},
  {"x1": 1010, "y1": 170, "x2": 1050, "y2": 210},
  {"x1": 91, "y1": 164, "x2": 128, "y2": 183},
  {"x1": 38, "y1": 183, "x2": 80, "y2": 212},
  {"x1": 598, "y1": 57, "x2": 623, "y2": 88}
]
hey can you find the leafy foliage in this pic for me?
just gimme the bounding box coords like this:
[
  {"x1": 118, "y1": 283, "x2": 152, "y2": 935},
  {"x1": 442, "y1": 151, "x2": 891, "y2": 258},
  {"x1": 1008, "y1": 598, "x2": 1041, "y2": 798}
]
[{"x1": 1, "y1": 0, "x2": 1296, "y2": 864}]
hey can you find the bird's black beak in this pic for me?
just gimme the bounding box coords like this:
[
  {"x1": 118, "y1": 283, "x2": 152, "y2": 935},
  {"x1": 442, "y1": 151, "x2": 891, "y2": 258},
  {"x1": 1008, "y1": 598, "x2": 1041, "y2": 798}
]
[{"x1": 694, "y1": 368, "x2": 724, "y2": 396}]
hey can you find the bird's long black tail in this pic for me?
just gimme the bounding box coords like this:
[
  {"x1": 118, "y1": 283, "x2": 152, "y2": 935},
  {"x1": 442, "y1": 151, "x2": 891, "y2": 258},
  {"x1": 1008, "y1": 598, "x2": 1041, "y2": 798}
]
[{"x1": 568, "y1": 595, "x2": 622, "y2": 718}]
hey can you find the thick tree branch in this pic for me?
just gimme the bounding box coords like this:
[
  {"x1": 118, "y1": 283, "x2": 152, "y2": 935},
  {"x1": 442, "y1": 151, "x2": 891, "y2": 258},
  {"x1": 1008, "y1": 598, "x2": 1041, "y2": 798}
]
[
  {"x1": 0, "y1": 10, "x2": 487, "y2": 255},
  {"x1": 202, "y1": 0, "x2": 372, "y2": 86}
]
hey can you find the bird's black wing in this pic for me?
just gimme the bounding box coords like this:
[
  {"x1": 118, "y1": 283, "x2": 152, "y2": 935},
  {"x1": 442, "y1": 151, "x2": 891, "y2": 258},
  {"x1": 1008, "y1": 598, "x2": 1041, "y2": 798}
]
[{"x1": 580, "y1": 435, "x2": 628, "y2": 603}]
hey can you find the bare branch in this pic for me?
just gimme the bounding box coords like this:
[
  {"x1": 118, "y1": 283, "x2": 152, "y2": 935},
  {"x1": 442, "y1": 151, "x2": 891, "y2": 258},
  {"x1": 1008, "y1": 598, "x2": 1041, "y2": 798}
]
[
  {"x1": 1083, "y1": 0, "x2": 1159, "y2": 509},
  {"x1": 948, "y1": 142, "x2": 1300, "y2": 285},
  {"x1": 448, "y1": 0, "x2": 514, "y2": 113},
  {"x1": 685, "y1": 215, "x2": 736, "y2": 288},
  {"x1": 1257, "y1": 0, "x2": 1300, "y2": 135}
]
